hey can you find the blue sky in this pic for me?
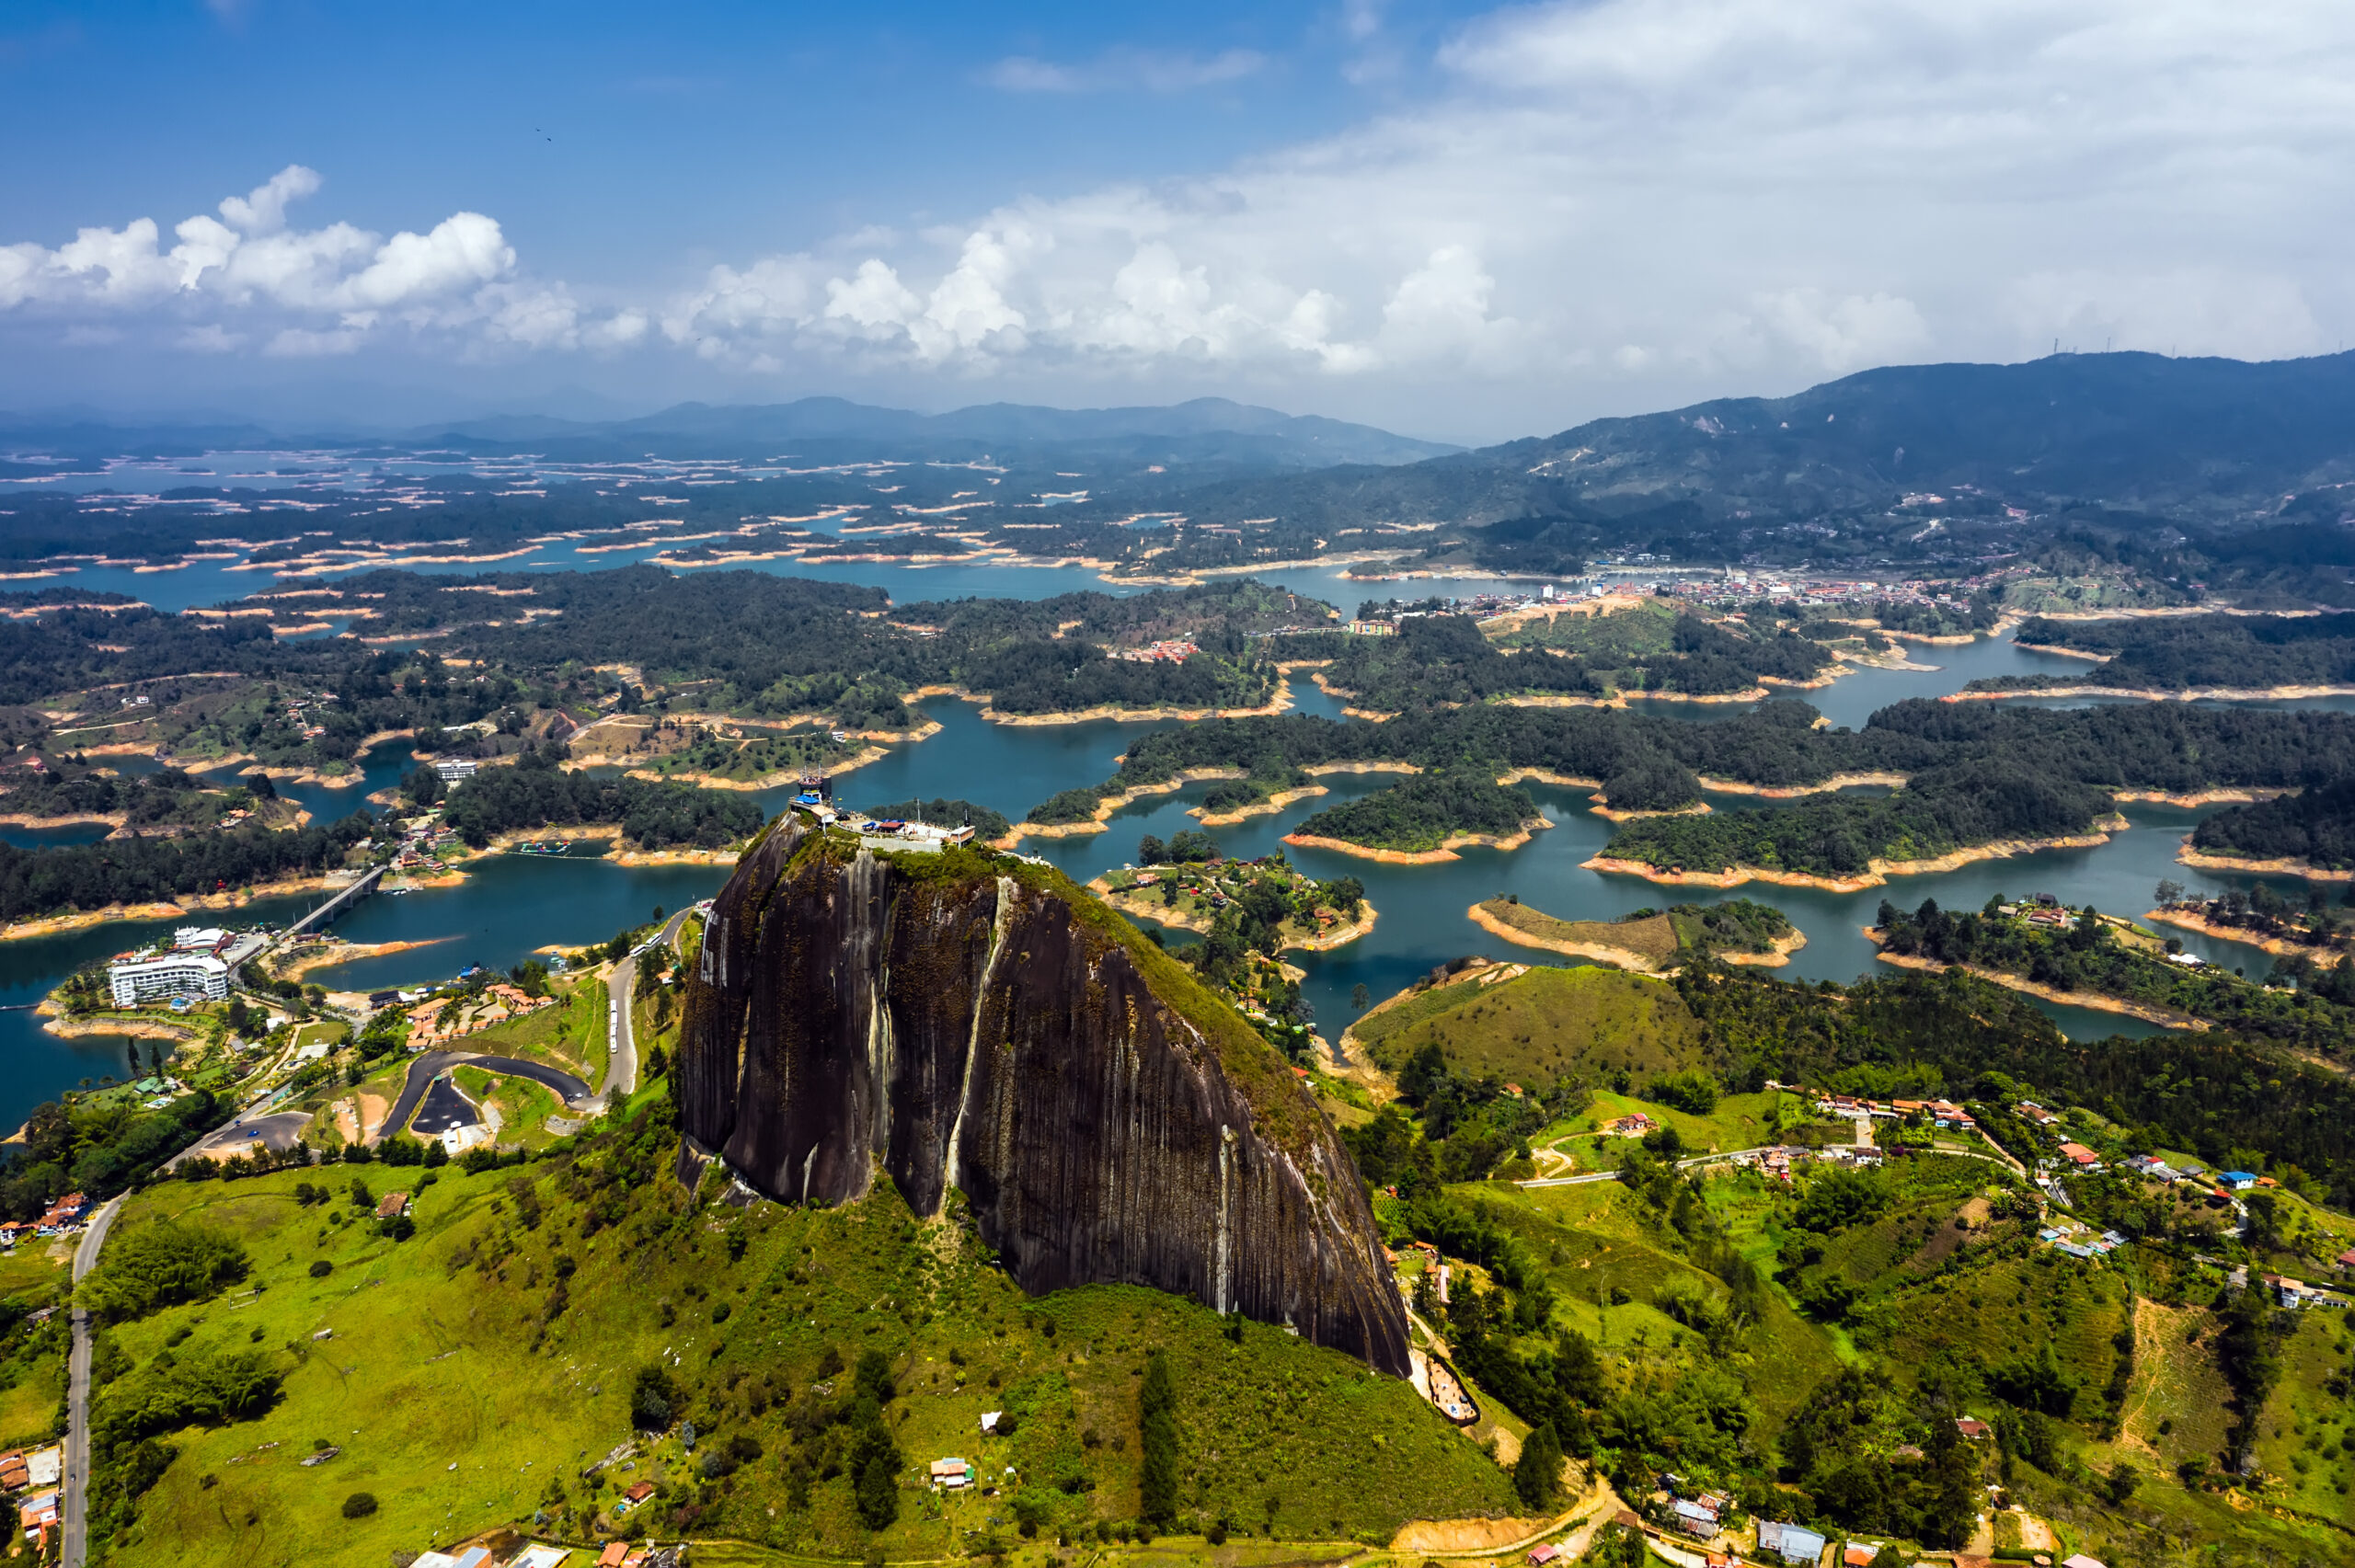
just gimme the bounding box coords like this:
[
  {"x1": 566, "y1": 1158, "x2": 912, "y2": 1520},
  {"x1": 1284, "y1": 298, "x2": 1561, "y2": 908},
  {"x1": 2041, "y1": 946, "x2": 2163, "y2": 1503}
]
[{"x1": 6, "y1": 1, "x2": 2353, "y2": 441}]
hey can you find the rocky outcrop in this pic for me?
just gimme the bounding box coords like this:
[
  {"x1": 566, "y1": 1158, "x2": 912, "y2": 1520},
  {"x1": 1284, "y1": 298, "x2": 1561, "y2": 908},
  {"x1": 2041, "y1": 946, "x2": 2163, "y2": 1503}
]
[{"x1": 678, "y1": 819, "x2": 1411, "y2": 1376}]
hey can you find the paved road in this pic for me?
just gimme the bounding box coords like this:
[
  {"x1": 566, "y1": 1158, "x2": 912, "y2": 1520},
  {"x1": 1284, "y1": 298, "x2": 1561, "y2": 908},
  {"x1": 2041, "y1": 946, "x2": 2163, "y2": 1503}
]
[
  {"x1": 168, "y1": 1109, "x2": 313, "y2": 1169},
  {"x1": 380, "y1": 1050, "x2": 592, "y2": 1144},
  {"x1": 63, "y1": 1195, "x2": 125, "y2": 1568},
  {"x1": 605, "y1": 907, "x2": 691, "y2": 1105},
  {"x1": 1518, "y1": 1139, "x2": 2027, "y2": 1190},
  {"x1": 1517, "y1": 1147, "x2": 1775, "y2": 1188}
]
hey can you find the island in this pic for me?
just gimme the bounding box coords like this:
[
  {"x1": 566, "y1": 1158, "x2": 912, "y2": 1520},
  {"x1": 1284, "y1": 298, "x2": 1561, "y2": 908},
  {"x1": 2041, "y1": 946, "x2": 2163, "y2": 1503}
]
[
  {"x1": 1282, "y1": 774, "x2": 1546, "y2": 862},
  {"x1": 1589, "y1": 763, "x2": 2123, "y2": 890},
  {"x1": 2182, "y1": 776, "x2": 2355, "y2": 880},
  {"x1": 1868, "y1": 895, "x2": 2355, "y2": 1051},
  {"x1": 1468, "y1": 895, "x2": 1804, "y2": 972},
  {"x1": 1018, "y1": 689, "x2": 2355, "y2": 838},
  {"x1": 1959, "y1": 610, "x2": 2355, "y2": 700}
]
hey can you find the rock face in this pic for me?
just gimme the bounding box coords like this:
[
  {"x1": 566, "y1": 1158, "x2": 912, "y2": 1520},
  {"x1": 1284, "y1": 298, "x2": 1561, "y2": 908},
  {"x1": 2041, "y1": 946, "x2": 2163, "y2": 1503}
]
[{"x1": 677, "y1": 820, "x2": 1411, "y2": 1376}]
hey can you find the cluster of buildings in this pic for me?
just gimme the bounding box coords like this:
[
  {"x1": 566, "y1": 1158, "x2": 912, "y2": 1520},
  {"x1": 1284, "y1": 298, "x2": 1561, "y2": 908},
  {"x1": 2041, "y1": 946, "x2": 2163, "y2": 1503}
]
[
  {"x1": 787, "y1": 783, "x2": 979, "y2": 854},
  {"x1": 2038, "y1": 1222, "x2": 2130, "y2": 1261},
  {"x1": 105, "y1": 924, "x2": 265, "y2": 1007},
  {"x1": 385, "y1": 1537, "x2": 679, "y2": 1567},
  {"x1": 403, "y1": 983, "x2": 555, "y2": 1049},
  {"x1": 0, "y1": 1192, "x2": 92, "y2": 1250},
  {"x1": 1810, "y1": 1091, "x2": 1979, "y2": 1131},
  {"x1": 1110, "y1": 638, "x2": 1200, "y2": 663},
  {"x1": 3, "y1": 1444, "x2": 62, "y2": 1552}
]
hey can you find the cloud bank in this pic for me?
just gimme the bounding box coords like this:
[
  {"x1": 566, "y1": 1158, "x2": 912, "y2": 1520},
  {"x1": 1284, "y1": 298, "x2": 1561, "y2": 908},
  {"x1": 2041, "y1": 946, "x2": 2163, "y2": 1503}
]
[
  {"x1": 6, "y1": 0, "x2": 2355, "y2": 431},
  {"x1": 0, "y1": 165, "x2": 643, "y2": 358}
]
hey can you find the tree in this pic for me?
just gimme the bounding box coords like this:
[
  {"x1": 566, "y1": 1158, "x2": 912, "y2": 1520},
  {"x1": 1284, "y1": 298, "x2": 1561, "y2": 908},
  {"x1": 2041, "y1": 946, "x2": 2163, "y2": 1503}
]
[
  {"x1": 1350, "y1": 982, "x2": 1371, "y2": 1013},
  {"x1": 1513, "y1": 1420, "x2": 1564, "y2": 1511},
  {"x1": 631, "y1": 1364, "x2": 678, "y2": 1430},
  {"x1": 1138, "y1": 834, "x2": 1166, "y2": 865},
  {"x1": 1138, "y1": 1350, "x2": 1178, "y2": 1528},
  {"x1": 849, "y1": 1410, "x2": 902, "y2": 1529},
  {"x1": 401, "y1": 765, "x2": 444, "y2": 808}
]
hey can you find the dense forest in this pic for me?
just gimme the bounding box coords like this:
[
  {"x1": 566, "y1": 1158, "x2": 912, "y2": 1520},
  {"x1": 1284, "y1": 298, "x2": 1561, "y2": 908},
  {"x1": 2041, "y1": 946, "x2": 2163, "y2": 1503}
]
[
  {"x1": 441, "y1": 747, "x2": 764, "y2": 850},
  {"x1": 2190, "y1": 777, "x2": 2355, "y2": 869},
  {"x1": 1023, "y1": 694, "x2": 2355, "y2": 829},
  {"x1": 0, "y1": 765, "x2": 263, "y2": 831},
  {"x1": 1997, "y1": 611, "x2": 2355, "y2": 692},
  {"x1": 1601, "y1": 764, "x2": 2116, "y2": 878},
  {"x1": 1289, "y1": 607, "x2": 1836, "y2": 715},
  {"x1": 0, "y1": 572, "x2": 1338, "y2": 784},
  {"x1": 1872, "y1": 896, "x2": 2355, "y2": 1050},
  {"x1": 0, "y1": 813, "x2": 377, "y2": 922},
  {"x1": 1287, "y1": 774, "x2": 1540, "y2": 853}
]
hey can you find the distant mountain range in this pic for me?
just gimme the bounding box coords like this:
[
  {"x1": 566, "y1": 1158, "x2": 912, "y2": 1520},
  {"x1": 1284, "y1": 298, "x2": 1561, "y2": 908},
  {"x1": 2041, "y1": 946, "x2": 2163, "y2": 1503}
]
[
  {"x1": 10, "y1": 352, "x2": 2355, "y2": 531},
  {"x1": 1165, "y1": 350, "x2": 2355, "y2": 537},
  {"x1": 0, "y1": 395, "x2": 1461, "y2": 472}
]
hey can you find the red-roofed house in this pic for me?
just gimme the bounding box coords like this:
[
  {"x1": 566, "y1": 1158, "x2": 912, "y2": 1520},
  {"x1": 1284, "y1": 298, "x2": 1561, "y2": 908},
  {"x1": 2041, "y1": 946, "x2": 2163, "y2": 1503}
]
[{"x1": 2057, "y1": 1142, "x2": 2099, "y2": 1167}]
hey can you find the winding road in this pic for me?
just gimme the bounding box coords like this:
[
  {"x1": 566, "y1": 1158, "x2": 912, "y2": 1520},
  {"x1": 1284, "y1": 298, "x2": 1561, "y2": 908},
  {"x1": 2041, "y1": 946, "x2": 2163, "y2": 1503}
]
[
  {"x1": 63, "y1": 1194, "x2": 125, "y2": 1568},
  {"x1": 603, "y1": 906, "x2": 692, "y2": 1106},
  {"x1": 379, "y1": 1051, "x2": 592, "y2": 1144}
]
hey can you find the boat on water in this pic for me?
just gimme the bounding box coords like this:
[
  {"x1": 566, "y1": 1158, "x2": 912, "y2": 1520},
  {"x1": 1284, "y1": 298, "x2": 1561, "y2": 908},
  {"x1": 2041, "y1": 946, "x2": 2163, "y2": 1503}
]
[{"x1": 506, "y1": 841, "x2": 574, "y2": 856}]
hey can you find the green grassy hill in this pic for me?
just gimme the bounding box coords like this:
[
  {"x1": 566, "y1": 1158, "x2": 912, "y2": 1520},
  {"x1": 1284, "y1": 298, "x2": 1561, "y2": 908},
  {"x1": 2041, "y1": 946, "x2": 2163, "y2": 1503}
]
[
  {"x1": 1349, "y1": 963, "x2": 1711, "y2": 1085},
  {"x1": 84, "y1": 1088, "x2": 1514, "y2": 1567}
]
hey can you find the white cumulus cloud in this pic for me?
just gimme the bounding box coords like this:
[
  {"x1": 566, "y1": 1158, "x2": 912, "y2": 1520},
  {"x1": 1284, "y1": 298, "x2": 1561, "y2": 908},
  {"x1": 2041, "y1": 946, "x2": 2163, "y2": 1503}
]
[{"x1": 0, "y1": 165, "x2": 638, "y2": 358}]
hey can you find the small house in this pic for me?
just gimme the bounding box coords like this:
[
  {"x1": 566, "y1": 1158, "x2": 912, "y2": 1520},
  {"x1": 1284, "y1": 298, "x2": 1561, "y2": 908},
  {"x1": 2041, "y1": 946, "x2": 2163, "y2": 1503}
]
[
  {"x1": 598, "y1": 1545, "x2": 628, "y2": 1568},
  {"x1": 1671, "y1": 1498, "x2": 1719, "y2": 1536},
  {"x1": 1844, "y1": 1546, "x2": 1880, "y2": 1567},
  {"x1": 376, "y1": 1192, "x2": 409, "y2": 1219},
  {"x1": 2221, "y1": 1171, "x2": 2257, "y2": 1191},
  {"x1": 2336, "y1": 1248, "x2": 2355, "y2": 1272},
  {"x1": 1527, "y1": 1545, "x2": 1560, "y2": 1565},
  {"x1": 2057, "y1": 1142, "x2": 2099, "y2": 1167},
  {"x1": 2061, "y1": 1556, "x2": 2108, "y2": 1568},
  {"x1": 1956, "y1": 1417, "x2": 1991, "y2": 1439},
  {"x1": 930, "y1": 1457, "x2": 975, "y2": 1489},
  {"x1": 1756, "y1": 1522, "x2": 1829, "y2": 1566},
  {"x1": 980, "y1": 1411, "x2": 1002, "y2": 1433}
]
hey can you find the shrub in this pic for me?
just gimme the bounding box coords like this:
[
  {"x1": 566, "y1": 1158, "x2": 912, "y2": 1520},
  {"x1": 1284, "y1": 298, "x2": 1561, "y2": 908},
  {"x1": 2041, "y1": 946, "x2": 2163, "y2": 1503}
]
[
  {"x1": 308, "y1": 1260, "x2": 331, "y2": 1278},
  {"x1": 342, "y1": 1492, "x2": 378, "y2": 1519},
  {"x1": 80, "y1": 1221, "x2": 251, "y2": 1322}
]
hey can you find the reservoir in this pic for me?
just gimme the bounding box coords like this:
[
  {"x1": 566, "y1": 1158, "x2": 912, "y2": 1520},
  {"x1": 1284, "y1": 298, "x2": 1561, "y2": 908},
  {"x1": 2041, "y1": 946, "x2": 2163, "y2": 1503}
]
[{"x1": 3, "y1": 563, "x2": 2338, "y2": 1136}]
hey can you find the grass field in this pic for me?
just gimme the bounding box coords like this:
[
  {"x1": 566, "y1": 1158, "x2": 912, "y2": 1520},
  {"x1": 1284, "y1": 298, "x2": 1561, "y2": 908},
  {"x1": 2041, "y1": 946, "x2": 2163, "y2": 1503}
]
[
  {"x1": 1350, "y1": 965, "x2": 1709, "y2": 1085},
  {"x1": 87, "y1": 1093, "x2": 1516, "y2": 1566},
  {"x1": 454, "y1": 979, "x2": 600, "y2": 1078},
  {"x1": 1474, "y1": 900, "x2": 1682, "y2": 966}
]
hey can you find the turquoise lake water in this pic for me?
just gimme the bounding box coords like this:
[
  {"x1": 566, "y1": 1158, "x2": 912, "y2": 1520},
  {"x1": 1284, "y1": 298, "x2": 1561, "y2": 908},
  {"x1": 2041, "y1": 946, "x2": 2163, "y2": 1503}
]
[{"x1": 4, "y1": 553, "x2": 2338, "y2": 1134}]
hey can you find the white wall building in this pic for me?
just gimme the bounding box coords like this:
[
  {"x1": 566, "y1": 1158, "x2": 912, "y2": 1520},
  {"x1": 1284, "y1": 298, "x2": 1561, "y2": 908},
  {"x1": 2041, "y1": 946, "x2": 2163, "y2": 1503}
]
[{"x1": 109, "y1": 952, "x2": 230, "y2": 1008}]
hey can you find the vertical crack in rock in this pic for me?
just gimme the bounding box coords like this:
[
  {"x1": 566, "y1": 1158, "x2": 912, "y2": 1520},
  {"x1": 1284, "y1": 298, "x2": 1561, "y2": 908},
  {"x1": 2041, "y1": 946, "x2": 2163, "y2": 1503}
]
[
  {"x1": 675, "y1": 835, "x2": 1410, "y2": 1377},
  {"x1": 942, "y1": 875, "x2": 1015, "y2": 1209}
]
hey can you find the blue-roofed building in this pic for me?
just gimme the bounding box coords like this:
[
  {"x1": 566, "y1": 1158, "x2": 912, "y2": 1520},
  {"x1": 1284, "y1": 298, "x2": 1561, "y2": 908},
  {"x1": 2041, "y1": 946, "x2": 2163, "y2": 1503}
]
[
  {"x1": 2222, "y1": 1171, "x2": 2257, "y2": 1190},
  {"x1": 1756, "y1": 1521, "x2": 1829, "y2": 1565}
]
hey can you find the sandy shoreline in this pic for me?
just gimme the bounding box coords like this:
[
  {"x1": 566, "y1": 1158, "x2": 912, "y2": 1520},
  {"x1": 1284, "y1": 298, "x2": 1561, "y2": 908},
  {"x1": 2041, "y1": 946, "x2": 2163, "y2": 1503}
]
[
  {"x1": 1086, "y1": 875, "x2": 1379, "y2": 952},
  {"x1": 1944, "y1": 681, "x2": 2355, "y2": 704},
  {"x1": 1283, "y1": 818, "x2": 1550, "y2": 864},
  {"x1": 623, "y1": 741, "x2": 892, "y2": 791},
  {"x1": 2175, "y1": 844, "x2": 2355, "y2": 883},
  {"x1": 1583, "y1": 824, "x2": 2126, "y2": 893},
  {"x1": 41, "y1": 1014, "x2": 204, "y2": 1043},
  {"x1": 1696, "y1": 772, "x2": 1912, "y2": 798},
  {"x1": 2143, "y1": 908, "x2": 2347, "y2": 962},
  {"x1": 1467, "y1": 902, "x2": 1805, "y2": 972},
  {"x1": 1192, "y1": 785, "x2": 1329, "y2": 826},
  {"x1": 0, "y1": 870, "x2": 370, "y2": 943},
  {"x1": 1867, "y1": 943, "x2": 2210, "y2": 1031},
  {"x1": 1006, "y1": 769, "x2": 1250, "y2": 840},
  {"x1": 264, "y1": 935, "x2": 452, "y2": 981}
]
